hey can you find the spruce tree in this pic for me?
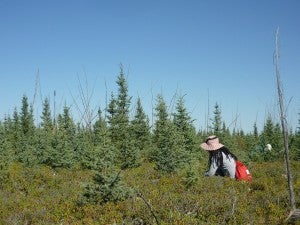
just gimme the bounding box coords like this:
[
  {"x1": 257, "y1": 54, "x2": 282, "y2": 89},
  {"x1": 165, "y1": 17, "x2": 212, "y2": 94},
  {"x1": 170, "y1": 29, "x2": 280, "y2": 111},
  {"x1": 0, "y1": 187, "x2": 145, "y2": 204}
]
[
  {"x1": 79, "y1": 109, "x2": 116, "y2": 170},
  {"x1": 172, "y1": 96, "x2": 197, "y2": 155},
  {"x1": 11, "y1": 108, "x2": 21, "y2": 160},
  {"x1": 94, "y1": 108, "x2": 108, "y2": 145},
  {"x1": 81, "y1": 170, "x2": 132, "y2": 205},
  {"x1": 107, "y1": 92, "x2": 117, "y2": 144},
  {"x1": 260, "y1": 115, "x2": 283, "y2": 161},
  {"x1": 211, "y1": 102, "x2": 222, "y2": 136},
  {"x1": 153, "y1": 94, "x2": 186, "y2": 173},
  {"x1": 294, "y1": 112, "x2": 300, "y2": 160},
  {"x1": 81, "y1": 104, "x2": 131, "y2": 204},
  {"x1": 20, "y1": 95, "x2": 35, "y2": 136},
  {"x1": 51, "y1": 105, "x2": 76, "y2": 168},
  {"x1": 19, "y1": 95, "x2": 38, "y2": 165},
  {"x1": 112, "y1": 65, "x2": 138, "y2": 169},
  {"x1": 253, "y1": 122, "x2": 258, "y2": 138},
  {"x1": 209, "y1": 102, "x2": 234, "y2": 148},
  {"x1": 0, "y1": 121, "x2": 5, "y2": 165},
  {"x1": 40, "y1": 98, "x2": 53, "y2": 131},
  {"x1": 131, "y1": 97, "x2": 151, "y2": 160},
  {"x1": 0, "y1": 120, "x2": 14, "y2": 169},
  {"x1": 38, "y1": 97, "x2": 55, "y2": 166}
]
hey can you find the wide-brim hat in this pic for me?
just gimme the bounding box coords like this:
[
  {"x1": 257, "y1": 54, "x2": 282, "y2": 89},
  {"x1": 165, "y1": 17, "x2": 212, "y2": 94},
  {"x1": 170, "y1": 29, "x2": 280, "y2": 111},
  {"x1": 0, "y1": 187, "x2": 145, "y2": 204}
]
[{"x1": 200, "y1": 135, "x2": 224, "y2": 151}]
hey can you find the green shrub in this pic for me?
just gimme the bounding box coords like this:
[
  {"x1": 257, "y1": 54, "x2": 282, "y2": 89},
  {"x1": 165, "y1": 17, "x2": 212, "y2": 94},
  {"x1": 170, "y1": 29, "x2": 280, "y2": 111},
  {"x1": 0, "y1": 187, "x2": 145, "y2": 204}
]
[{"x1": 0, "y1": 161, "x2": 299, "y2": 224}]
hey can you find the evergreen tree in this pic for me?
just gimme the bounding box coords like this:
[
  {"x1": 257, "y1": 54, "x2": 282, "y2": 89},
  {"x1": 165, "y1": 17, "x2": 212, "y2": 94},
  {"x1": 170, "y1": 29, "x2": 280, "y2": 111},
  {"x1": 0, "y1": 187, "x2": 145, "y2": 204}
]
[
  {"x1": 0, "y1": 121, "x2": 5, "y2": 164},
  {"x1": 131, "y1": 97, "x2": 151, "y2": 159},
  {"x1": 253, "y1": 122, "x2": 258, "y2": 138},
  {"x1": 221, "y1": 121, "x2": 232, "y2": 146},
  {"x1": 113, "y1": 65, "x2": 138, "y2": 169},
  {"x1": 19, "y1": 95, "x2": 38, "y2": 165},
  {"x1": 273, "y1": 123, "x2": 284, "y2": 152},
  {"x1": 51, "y1": 105, "x2": 76, "y2": 168},
  {"x1": 259, "y1": 115, "x2": 283, "y2": 161},
  {"x1": 244, "y1": 123, "x2": 260, "y2": 162},
  {"x1": 0, "y1": 120, "x2": 14, "y2": 168},
  {"x1": 20, "y1": 95, "x2": 35, "y2": 136},
  {"x1": 211, "y1": 102, "x2": 222, "y2": 136},
  {"x1": 80, "y1": 106, "x2": 130, "y2": 205},
  {"x1": 94, "y1": 108, "x2": 108, "y2": 145},
  {"x1": 40, "y1": 97, "x2": 53, "y2": 131},
  {"x1": 107, "y1": 92, "x2": 117, "y2": 144},
  {"x1": 262, "y1": 115, "x2": 274, "y2": 144},
  {"x1": 79, "y1": 109, "x2": 116, "y2": 170},
  {"x1": 293, "y1": 112, "x2": 300, "y2": 160},
  {"x1": 38, "y1": 97, "x2": 55, "y2": 165},
  {"x1": 172, "y1": 96, "x2": 197, "y2": 155},
  {"x1": 11, "y1": 108, "x2": 22, "y2": 159},
  {"x1": 153, "y1": 95, "x2": 187, "y2": 173},
  {"x1": 81, "y1": 170, "x2": 132, "y2": 205}
]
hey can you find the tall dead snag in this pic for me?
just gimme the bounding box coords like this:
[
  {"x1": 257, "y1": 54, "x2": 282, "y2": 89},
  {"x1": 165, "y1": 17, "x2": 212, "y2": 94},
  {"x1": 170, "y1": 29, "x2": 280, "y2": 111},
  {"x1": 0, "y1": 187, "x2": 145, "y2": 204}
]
[{"x1": 275, "y1": 28, "x2": 299, "y2": 222}]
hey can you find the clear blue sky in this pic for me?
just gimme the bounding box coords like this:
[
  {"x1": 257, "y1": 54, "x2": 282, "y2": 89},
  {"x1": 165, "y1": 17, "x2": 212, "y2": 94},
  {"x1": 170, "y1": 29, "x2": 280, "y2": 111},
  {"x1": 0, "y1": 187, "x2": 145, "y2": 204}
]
[{"x1": 1, "y1": 0, "x2": 299, "y2": 133}]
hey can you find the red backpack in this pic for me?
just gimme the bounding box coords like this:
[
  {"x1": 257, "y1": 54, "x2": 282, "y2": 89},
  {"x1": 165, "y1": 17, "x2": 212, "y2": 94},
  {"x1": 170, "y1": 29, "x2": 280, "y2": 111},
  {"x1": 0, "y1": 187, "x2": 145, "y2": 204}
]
[{"x1": 235, "y1": 160, "x2": 252, "y2": 182}]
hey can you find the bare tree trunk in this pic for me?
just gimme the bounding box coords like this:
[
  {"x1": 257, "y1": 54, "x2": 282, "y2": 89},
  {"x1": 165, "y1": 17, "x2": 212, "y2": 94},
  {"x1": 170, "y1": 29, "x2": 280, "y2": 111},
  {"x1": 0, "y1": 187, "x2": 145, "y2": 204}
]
[{"x1": 275, "y1": 27, "x2": 296, "y2": 211}]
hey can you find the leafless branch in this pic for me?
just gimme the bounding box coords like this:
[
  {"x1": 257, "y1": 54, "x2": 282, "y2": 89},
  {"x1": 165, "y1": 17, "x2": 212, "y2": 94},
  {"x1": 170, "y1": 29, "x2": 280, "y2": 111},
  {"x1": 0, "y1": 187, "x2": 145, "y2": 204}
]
[
  {"x1": 135, "y1": 190, "x2": 160, "y2": 225},
  {"x1": 275, "y1": 27, "x2": 296, "y2": 211}
]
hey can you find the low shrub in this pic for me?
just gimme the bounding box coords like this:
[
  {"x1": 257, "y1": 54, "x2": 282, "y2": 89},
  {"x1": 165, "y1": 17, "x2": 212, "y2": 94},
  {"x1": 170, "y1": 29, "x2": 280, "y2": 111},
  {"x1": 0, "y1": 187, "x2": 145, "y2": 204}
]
[{"x1": 0, "y1": 161, "x2": 299, "y2": 224}]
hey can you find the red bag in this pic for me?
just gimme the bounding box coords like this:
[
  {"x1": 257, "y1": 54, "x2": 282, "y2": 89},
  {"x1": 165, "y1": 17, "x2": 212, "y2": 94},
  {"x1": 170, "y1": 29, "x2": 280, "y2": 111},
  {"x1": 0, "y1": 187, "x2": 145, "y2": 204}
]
[{"x1": 235, "y1": 160, "x2": 252, "y2": 182}]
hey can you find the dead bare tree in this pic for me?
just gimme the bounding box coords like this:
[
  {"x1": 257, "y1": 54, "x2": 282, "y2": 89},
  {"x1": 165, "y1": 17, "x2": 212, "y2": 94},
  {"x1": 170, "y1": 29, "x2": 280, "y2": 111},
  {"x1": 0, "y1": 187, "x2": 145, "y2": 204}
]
[
  {"x1": 32, "y1": 70, "x2": 43, "y2": 125},
  {"x1": 206, "y1": 89, "x2": 210, "y2": 134},
  {"x1": 275, "y1": 27, "x2": 300, "y2": 222},
  {"x1": 70, "y1": 73, "x2": 98, "y2": 131}
]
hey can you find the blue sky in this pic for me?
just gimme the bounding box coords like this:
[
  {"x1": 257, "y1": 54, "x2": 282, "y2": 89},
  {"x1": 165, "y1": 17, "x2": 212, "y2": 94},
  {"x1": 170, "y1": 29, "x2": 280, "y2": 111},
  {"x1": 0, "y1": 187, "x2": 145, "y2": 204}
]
[{"x1": 0, "y1": 0, "x2": 299, "y2": 133}]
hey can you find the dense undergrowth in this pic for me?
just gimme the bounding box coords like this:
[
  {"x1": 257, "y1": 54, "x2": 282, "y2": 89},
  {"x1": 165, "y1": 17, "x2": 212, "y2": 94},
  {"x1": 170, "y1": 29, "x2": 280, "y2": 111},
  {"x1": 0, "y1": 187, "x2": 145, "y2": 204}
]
[{"x1": 0, "y1": 160, "x2": 299, "y2": 225}]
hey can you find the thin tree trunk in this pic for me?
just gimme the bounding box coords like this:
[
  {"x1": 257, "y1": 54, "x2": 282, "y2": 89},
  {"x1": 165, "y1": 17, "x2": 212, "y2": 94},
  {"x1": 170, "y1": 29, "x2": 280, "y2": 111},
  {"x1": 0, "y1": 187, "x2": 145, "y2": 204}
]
[{"x1": 275, "y1": 27, "x2": 296, "y2": 211}]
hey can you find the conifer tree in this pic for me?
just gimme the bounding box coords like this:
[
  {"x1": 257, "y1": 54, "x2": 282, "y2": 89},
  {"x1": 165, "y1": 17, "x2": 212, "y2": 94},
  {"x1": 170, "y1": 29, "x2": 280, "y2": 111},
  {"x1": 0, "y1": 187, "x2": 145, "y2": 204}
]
[
  {"x1": 94, "y1": 108, "x2": 108, "y2": 145},
  {"x1": 51, "y1": 105, "x2": 76, "y2": 168},
  {"x1": 294, "y1": 112, "x2": 300, "y2": 160},
  {"x1": 172, "y1": 96, "x2": 197, "y2": 155},
  {"x1": 112, "y1": 65, "x2": 138, "y2": 169},
  {"x1": 253, "y1": 122, "x2": 258, "y2": 138},
  {"x1": 3, "y1": 115, "x2": 13, "y2": 144},
  {"x1": 79, "y1": 109, "x2": 116, "y2": 170},
  {"x1": 19, "y1": 95, "x2": 38, "y2": 165},
  {"x1": 131, "y1": 97, "x2": 151, "y2": 159},
  {"x1": 81, "y1": 100, "x2": 132, "y2": 204},
  {"x1": 20, "y1": 95, "x2": 35, "y2": 136},
  {"x1": 260, "y1": 115, "x2": 283, "y2": 161},
  {"x1": 244, "y1": 123, "x2": 260, "y2": 161},
  {"x1": 11, "y1": 108, "x2": 21, "y2": 159},
  {"x1": 262, "y1": 115, "x2": 274, "y2": 143},
  {"x1": 40, "y1": 97, "x2": 53, "y2": 131},
  {"x1": 81, "y1": 170, "x2": 132, "y2": 205},
  {"x1": 0, "y1": 121, "x2": 5, "y2": 165},
  {"x1": 153, "y1": 94, "x2": 186, "y2": 173},
  {"x1": 38, "y1": 97, "x2": 55, "y2": 165},
  {"x1": 211, "y1": 102, "x2": 222, "y2": 136},
  {"x1": 107, "y1": 92, "x2": 117, "y2": 144},
  {"x1": 0, "y1": 120, "x2": 14, "y2": 168},
  {"x1": 209, "y1": 102, "x2": 233, "y2": 148},
  {"x1": 221, "y1": 121, "x2": 235, "y2": 149}
]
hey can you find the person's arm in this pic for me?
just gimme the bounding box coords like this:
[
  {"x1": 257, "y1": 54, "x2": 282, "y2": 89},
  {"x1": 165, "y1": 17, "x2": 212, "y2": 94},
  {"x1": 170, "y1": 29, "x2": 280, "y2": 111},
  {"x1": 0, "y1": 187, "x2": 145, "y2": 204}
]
[{"x1": 205, "y1": 159, "x2": 218, "y2": 176}]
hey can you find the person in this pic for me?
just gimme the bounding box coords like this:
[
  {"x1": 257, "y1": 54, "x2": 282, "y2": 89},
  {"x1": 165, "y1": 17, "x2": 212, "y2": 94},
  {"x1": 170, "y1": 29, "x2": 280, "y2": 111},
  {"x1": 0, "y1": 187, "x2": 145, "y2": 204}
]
[{"x1": 200, "y1": 135, "x2": 237, "y2": 179}]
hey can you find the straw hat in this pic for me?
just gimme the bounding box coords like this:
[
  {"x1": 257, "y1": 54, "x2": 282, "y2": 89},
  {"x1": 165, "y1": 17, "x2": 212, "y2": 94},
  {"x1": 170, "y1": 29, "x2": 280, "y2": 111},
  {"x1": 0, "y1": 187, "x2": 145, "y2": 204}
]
[{"x1": 200, "y1": 135, "x2": 224, "y2": 151}]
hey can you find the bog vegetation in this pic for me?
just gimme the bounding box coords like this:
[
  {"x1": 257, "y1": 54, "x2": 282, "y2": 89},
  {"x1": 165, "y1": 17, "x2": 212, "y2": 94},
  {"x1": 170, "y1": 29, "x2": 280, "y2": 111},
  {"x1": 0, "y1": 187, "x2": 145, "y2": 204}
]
[{"x1": 0, "y1": 66, "x2": 300, "y2": 224}]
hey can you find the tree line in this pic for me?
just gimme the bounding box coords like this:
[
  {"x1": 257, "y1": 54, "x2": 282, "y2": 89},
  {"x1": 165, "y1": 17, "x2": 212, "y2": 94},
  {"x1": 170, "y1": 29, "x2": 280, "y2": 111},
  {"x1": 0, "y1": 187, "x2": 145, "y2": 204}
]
[{"x1": 0, "y1": 66, "x2": 300, "y2": 203}]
